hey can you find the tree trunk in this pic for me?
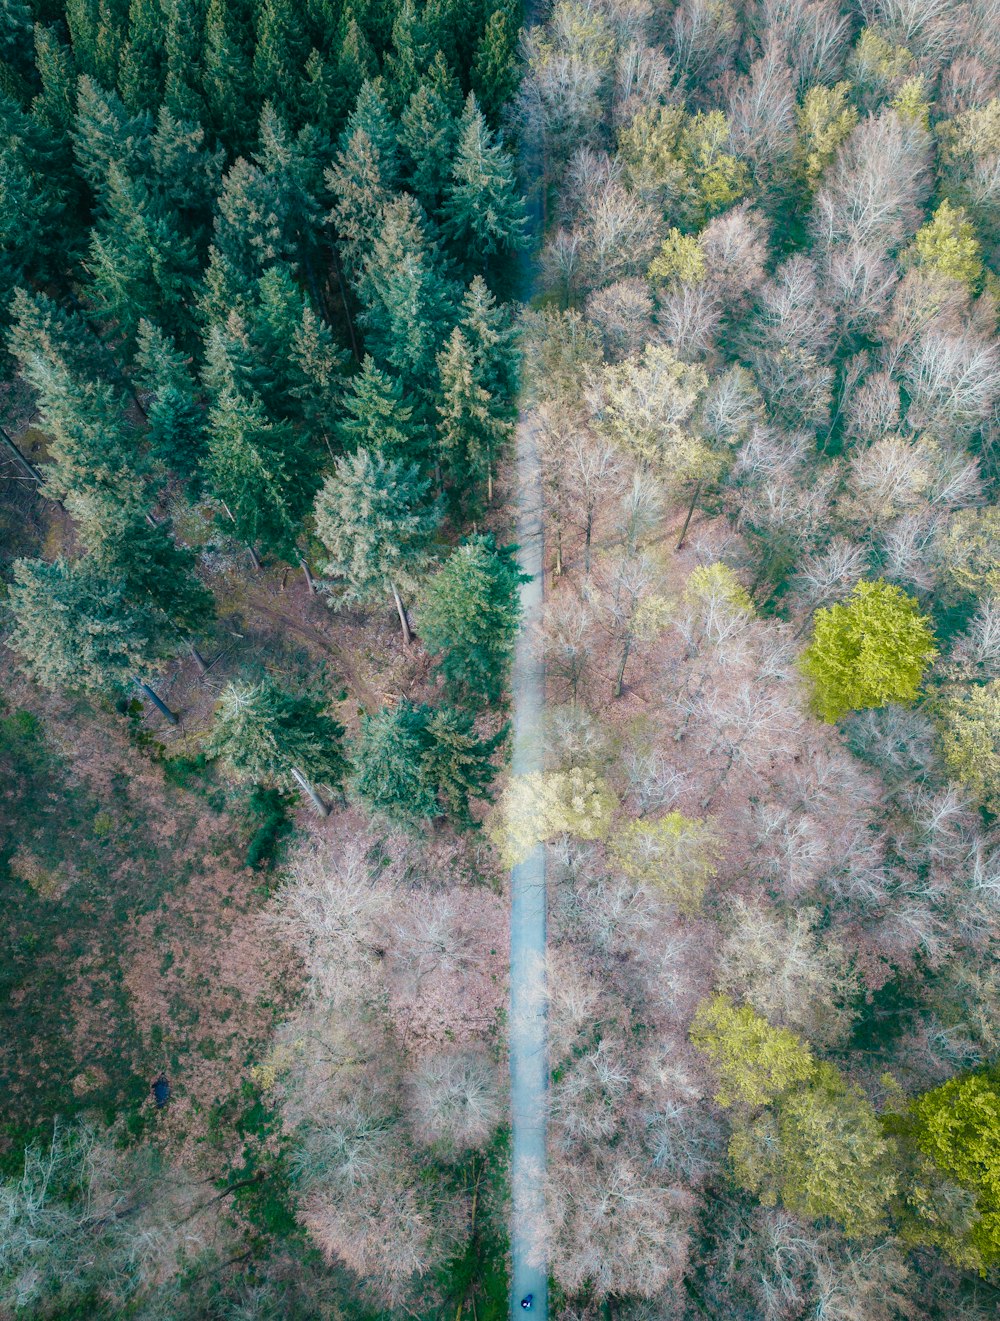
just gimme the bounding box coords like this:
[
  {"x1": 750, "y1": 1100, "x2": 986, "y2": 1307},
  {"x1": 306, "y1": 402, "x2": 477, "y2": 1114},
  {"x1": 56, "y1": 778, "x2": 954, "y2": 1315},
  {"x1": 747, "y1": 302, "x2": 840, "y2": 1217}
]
[
  {"x1": 391, "y1": 582, "x2": 413, "y2": 645},
  {"x1": 0, "y1": 425, "x2": 44, "y2": 484},
  {"x1": 614, "y1": 634, "x2": 632, "y2": 699},
  {"x1": 584, "y1": 508, "x2": 593, "y2": 574},
  {"x1": 189, "y1": 643, "x2": 208, "y2": 675},
  {"x1": 554, "y1": 522, "x2": 563, "y2": 577},
  {"x1": 487, "y1": 462, "x2": 493, "y2": 505},
  {"x1": 676, "y1": 478, "x2": 702, "y2": 551},
  {"x1": 135, "y1": 679, "x2": 178, "y2": 724},
  {"x1": 300, "y1": 558, "x2": 316, "y2": 594},
  {"x1": 290, "y1": 767, "x2": 330, "y2": 818},
  {"x1": 246, "y1": 544, "x2": 262, "y2": 572}
]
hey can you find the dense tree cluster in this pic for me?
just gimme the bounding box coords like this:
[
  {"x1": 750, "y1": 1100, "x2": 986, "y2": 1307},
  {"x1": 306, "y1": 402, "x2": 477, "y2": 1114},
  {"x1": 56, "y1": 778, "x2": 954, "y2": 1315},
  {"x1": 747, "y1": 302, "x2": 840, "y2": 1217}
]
[
  {"x1": 0, "y1": 0, "x2": 526, "y2": 1315},
  {"x1": 519, "y1": 1, "x2": 1000, "y2": 1317}
]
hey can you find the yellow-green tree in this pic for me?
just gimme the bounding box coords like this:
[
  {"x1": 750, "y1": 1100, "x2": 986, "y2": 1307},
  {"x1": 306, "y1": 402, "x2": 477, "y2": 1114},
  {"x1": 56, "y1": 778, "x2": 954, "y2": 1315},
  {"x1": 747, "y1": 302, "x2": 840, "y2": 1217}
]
[
  {"x1": 939, "y1": 681, "x2": 1000, "y2": 813},
  {"x1": 794, "y1": 82, "x2": 858, "y2": 188},
  {"x1": 731, "y1": 1062, "x2": 898, "y2": 1237},
  {"x1": 491, "y1": 766, "x2": 617, "y2": 866},
  {"x1": 895, "y1": 1067, "x2": 1000, "y2": 1270},
  {"x1": 611, "y1": 811, "x2": 719, "y2": 912},
  {"x1": 689, "y1": 994, "x2": 815, "y2": 1109},
  {"x1": 907, "y1": 199, "x2": 983, "y2": 289},
  {"x1": 800, "y1": 580, "x2": 937, "y2": 722}
]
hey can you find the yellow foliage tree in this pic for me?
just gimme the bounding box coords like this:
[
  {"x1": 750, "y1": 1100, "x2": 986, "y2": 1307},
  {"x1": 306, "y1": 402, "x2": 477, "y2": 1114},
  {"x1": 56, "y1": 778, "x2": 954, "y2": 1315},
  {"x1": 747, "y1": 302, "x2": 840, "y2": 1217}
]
[
  {"x1": 611, "y1": 811, "x2": 719, "y2": 912},
  {"x1": 492, "y1": 766, "x2": 618, "y2": 865}
]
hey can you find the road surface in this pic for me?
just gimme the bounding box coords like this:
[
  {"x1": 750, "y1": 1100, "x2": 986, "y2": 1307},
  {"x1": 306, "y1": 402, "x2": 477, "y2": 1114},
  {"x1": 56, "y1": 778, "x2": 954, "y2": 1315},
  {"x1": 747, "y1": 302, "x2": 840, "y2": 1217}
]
[{"x1": 508, "y1": 414, "x2": 548, "y2": 1319}]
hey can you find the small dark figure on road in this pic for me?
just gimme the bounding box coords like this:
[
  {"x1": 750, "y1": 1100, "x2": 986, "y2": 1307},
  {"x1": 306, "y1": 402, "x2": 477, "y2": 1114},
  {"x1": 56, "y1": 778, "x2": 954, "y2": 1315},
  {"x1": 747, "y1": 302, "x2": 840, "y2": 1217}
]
[
  {"x1": 152, "y1": 1074, "x2": 170, "y2": 1108},
  {"x1": 521, "y1": 1296, "x2": 533, "y2": 1311}
]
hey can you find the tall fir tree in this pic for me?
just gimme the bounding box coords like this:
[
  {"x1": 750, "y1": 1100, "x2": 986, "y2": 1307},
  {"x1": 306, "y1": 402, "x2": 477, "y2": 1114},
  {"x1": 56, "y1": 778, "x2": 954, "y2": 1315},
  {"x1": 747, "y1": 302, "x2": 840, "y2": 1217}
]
[
  {"x1": 435, "y1": 325, "x2": 511, "y2": 506},
  {"x1": 471, "y1": 1, "x2": 519, "y2": 126},
  {"x1": 134, "y1": 318, "x2": 206, "y2": 480},
  {"x1": 356, "y1": 194, "x2": 457, "y2": 391},
  {"x1": 335, "y1": 354, "x2": 425, "y2": 459},
  {"x1": 399, "y1": 54, "x2": 460, "y2": 214},
  {"x1": 419, "y1": 535, "x2": 526, "y2": 704},
  {"x1": 202, "y1": 0, "x2": 259, "y2": 151},
  {"x1": 252, "y1": 0, "x2": 308, "y2": 122},
  {"x1": 326, "y1": 79, "x2": 399, "y2": 282},
  {"x1": 210, "y1": 677, "x2": 347, "y2": 815},
  {"x1": 117, "y1": 0, "x2": 166, "y2": 113},
  {"x1": 442, "y1": 92, "x2": 526, "y2": 263},
  {"x1": 313, "y1": 445, "x2": 438, "y2": 642}
]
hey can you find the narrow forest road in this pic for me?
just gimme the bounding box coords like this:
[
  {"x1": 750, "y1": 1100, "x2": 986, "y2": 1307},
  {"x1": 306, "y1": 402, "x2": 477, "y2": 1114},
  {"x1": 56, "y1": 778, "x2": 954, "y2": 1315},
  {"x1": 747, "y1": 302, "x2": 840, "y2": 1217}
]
[{"x1": 508, "y1": 414, "x2": 548, "y2": 1318}]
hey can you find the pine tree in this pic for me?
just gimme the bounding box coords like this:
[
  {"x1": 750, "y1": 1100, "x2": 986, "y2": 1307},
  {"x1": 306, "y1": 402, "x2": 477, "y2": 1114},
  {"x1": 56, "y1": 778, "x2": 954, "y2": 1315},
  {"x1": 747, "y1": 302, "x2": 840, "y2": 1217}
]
[
  {"x1": 117, "y1": 0, "x2": 166, "y2": 113},
  {"x1": 206, "y1": 386, "x2": 319, "y2": 561},
  {"x1": 252, "y1": 0, "x2": 308, "y2": 121},
  {"x1": 399, "y1": 54, "x2": 460, "y2": 213},
  {"x1": 148, "y1": 105, "x2": 224, "y2": 235},
  {"x1": 356, "y1": 194, "x2": 457, "y2": 389},
  {"x1": 353, "y1": 699, "x2": 502, "y2": 825},
  {"x1": 459, "y1": 275, "x2": 519, "y2": 403},
  {"x1": 71, "y1": 75, "x2": 152, "y2": 198},
  {"x1": 313, "y1": 445, "x2": 438, "y2": 643},
  {"x1": 471, "y1": 2, "x2": 519, "y2": 127},
  {"x1": 336, "y1": 355, "x2": 425, "y2": 459},
  {"x1": 202, "y1": 0, "x2": 259, "y2": 151},
  {"x1": 0, "y1": 0, "x2": 35, "y2": 89},
  {"x1": 162, "y1": 0, "x2": 206, "y2": 122},
  {"x1": 80, "y1": 507, "x2": 216, "y2": 667},
  {"x1": 7, "y1": 556, "x2": 166, "y2": 700},
  {"x1": 87, "y1": 162, "x2": 200, "y2": 346},
  {"x1": 435, "y1": 326, "x2": 511, "y2": 506},
  {"x1": 325, "y1": 80, "x2": 398, "y2": 282},
  {"x1": 7, "y1": 289, "x2": 143, "y2": 506},
  {"x1": 135, "y1": 319, "x2": 205, "y2": 480},
  {"x1": 418, "y1": 535, "x2": 526, "y2": 704},
  {"x1": 442, "y1": 93, "x2": 526, "y2": 262},
  {"x1": 381, "y1": 0, "x2": 433, "y2": 111},
  {"x1": 209, "y1": 677, "x2": 347, "y2": 815}
]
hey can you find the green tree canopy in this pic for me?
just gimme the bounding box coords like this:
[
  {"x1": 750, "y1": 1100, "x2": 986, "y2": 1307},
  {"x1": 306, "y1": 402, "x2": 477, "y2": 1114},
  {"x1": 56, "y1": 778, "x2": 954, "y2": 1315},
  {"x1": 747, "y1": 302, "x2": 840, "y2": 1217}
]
[
  {"x1": 418, "y1": 535, "x2": 526, "y2": 704},
  {"x1": 6, "y1": 557, "x2": 160, "y2": 695},
  {"x1": 209, "y1": 676, "x2": 348, "y2": 815},
  {"x1": 800, "y1": 579, "x2": 938, "y2": 722},
  {"x1": 353, "y1": 699, "x2": 503, "y2": 826},
  {"x1": 442, "y1": 92, "x2": 526, "y2": 261},
  {"x1": 313, "y1": 445, "x2": 438, "y2": 642}
]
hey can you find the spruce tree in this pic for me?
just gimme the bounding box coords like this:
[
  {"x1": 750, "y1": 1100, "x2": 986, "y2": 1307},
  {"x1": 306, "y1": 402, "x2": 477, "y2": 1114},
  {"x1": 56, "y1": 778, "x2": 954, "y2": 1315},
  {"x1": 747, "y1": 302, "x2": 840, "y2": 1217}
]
[
  {"x1": 134, "y1": 318, "x2": 206, "y2": 480},
  {"x1": 459, "y1": 275, "x2": 519, "y2": 403},
  {"x1": 471, "y1": 3, "x2": 519, "y2": 126},
  {"x1": 252, "y1": 0, "x2": 308, "y2": 120},
  {"x1": 326, "y1": 80, "x2": 398, "y2": 282},
  {"x1": 435, "y1": 326, "x2": 511, "y2": 506},
  {"x1": 117, "y1": 0, "x2": 166, "y2": 113},
  {"x1": 399, "y1": 55, "x2": 460, "y2": 213},
  {"x1": 419, "y1": 535, "x2": 526, "y2": 704},
  {"x1": 209, "y1": 677, "x2": 348, "y2": 816},
  {"x1": 206, "y1": 387, "x2": 319, "y2": 561},
  {"x1": 353, "y1": 699, "x2": 503, "y2": 825},
  {"x1": 7, "y1": 556, "x2": 165, "y2": 699},
  {"x1": 313, "y1": 445, "x2": 438, "y2": 643},
  {"x1": 382, "y1": 0, "x2": 433, "y2": 111},
  {"x1": 202, "y1": 0, "x2": 259, "y2": 151},
  {"x1": 336, "y1": 355, "x2": 425, "y2": 459},
  {"x1": 442, "y1": 93, "x2": 526, "y2": 262},
  {"x1": 356, "y1": 194, "x2": 456, "y2": 389}
]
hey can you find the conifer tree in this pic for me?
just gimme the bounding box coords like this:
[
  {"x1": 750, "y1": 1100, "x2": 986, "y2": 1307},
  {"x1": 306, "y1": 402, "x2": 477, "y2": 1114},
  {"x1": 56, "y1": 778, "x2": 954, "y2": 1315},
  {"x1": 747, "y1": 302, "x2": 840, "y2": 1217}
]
[
  {"x1": 134, "y1": 318, "x2": 205, "y2": 480},
  {"x1": 313, "y1": 446, "x2": 438, "y2": 643},
  {"x1": 210, "y1": 676, "x2": 348, "y2": 816},
  {"x1": 418, "y1": 535, "x2": 526, "y2": 704},
  {"x1": 353, "y1": 699, "x2": 503, "y2": 825},
  {"x1": 202, "y1": 0, "x2": 259, "y2": 151},
  {"x1": 206, "y1": 387, "x2": 319, "y2": 561},
  {"x1": 356, "y1": 194, "x2": 457, "y2": 390},
  {"x1": 87, "y1": 162, "x2": 200, "y2": 346},
  {"x1": 117, "y1": 0, "x2": 166, "y2": 113},
  {"x1": 326, "y1": 80, "x2": 399, "y2": 283},
  {"x1": 459, "y1": 275, "x2": 519, "y2": 403},
  {"x1": 442, "y1": 93, "x2": 526, "y2": 262},
  {"x1": 336, "y1": 354, "x2": 424, "y2": 458},
  {"x1": 435, "y1": 326, "x2": 511, "y2": 505},
  {"x1": 7, "y1": 557, "x2": 174, "y2": 717},
  {"x1": 382, "y1": 0, "x2": 433, "y2": 111},
  {"x1": 471, "y1": 3, "x2": 519, "y2": 126},
  {"x1": 399, "y1": 55, "x2": 460, "y2": 213},
  {"x1": 252, "y1": 0, "x2": 308, "y2": 121}
]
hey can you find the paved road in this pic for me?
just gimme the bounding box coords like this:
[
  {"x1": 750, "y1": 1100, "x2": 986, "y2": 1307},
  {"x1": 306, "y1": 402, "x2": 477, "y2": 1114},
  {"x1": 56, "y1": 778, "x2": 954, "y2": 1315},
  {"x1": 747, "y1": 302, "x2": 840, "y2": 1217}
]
[{"x1": 508, "y1": 415, "x2": 548, "y2": 1319}]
